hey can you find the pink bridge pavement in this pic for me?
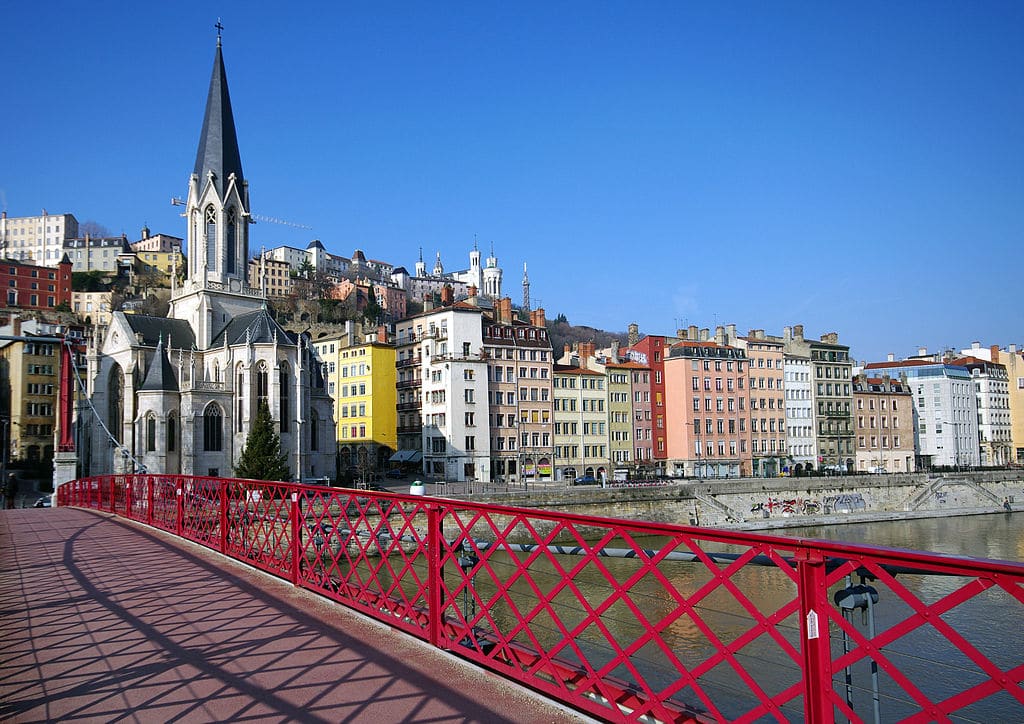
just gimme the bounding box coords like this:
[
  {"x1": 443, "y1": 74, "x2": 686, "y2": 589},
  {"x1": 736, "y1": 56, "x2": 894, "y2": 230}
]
[{"x1": 0, "y1": 508, "x2": 587, "y2": 723}]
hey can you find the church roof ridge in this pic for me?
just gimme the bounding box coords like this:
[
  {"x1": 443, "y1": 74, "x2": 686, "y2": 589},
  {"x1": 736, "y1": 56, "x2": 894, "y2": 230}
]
[{"x1": 139, "y1": 337, "x2": 180, "y2": 392}]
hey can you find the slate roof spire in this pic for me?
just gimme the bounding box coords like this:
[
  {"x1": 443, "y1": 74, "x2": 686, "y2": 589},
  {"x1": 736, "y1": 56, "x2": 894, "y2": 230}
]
[{"x1": 193, "y1": 29, "x2": 244, "y2": 198}]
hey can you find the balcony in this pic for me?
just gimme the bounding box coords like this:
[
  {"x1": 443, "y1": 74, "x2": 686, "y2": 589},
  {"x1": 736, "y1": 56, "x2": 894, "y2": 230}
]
[
  {"x1": 397, "y1": 402, "x2": 421, "y2": 411},
  {"x1": 396, "y1": 357, "x2": 422, "y2": 368},
  {"x1": 396, "y1": 379, "x2": 421, "y2": 390},
  {"x1": 397, "y1": 423, "x2": 422, "y2": 434}
]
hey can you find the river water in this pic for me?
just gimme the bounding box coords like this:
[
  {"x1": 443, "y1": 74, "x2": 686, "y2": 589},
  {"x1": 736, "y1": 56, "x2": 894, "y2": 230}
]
[{"x1": 443, "y1": 511, "x2": 1024, "y2": 722}]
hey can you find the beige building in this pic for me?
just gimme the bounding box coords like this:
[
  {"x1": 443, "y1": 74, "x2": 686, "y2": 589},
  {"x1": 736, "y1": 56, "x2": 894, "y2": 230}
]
[
  {"x1": 484, "y1": 301, "x2": 553, "y2": 483},
  {"x1": 553, "y1": 364, "x2": 610, "y2": 483},
  {"x1": 0, "y1": 211, "x2": 78, "y2": 264},
  {"x1": 72, "y1": 291, "x2": 116, "y2": 327},
  {"x1": 63, "y1": 235, "x2": 132, "y2": 274},
  {"x1": 0, "y1": 319, "x2": 60, "y2": 466},
  {"x1": 852, "y1": 374, "x2": 915, "y2": 473},
  {"x1": 249, "y1": 254, "x2": 293, "y2": 298}
]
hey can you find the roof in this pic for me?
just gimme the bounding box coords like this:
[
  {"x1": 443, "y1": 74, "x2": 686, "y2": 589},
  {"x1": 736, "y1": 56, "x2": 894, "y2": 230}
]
[
  {"x1": 139, "y1": 339, "x2": 179, "y2": 392},
  {"x1": 863, "y1": 359, "x2": 935, "y2": 369},
  {"x1": 553, "y1": 364, "x2": 605, "y2": 375},
  {"x1": 211, "y1": 308, "x2": 294, "y2": 346},
  {"x1": 193, "y1": 42, "x2": 243, "y2": 197},
  {"x1": 124, "y1": 315, "x2": 196, "y2": 350}
]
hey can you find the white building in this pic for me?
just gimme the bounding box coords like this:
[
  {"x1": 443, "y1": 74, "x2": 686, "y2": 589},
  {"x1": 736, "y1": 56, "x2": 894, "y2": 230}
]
[
  {"x1": 784, "y1": 355, "x2": 816, "y2": 474},
  {"x1": 79, "y1": 34, "x2": 335, "y2": 481},
  {"x1": 0, "y1": 211, "x2": 78, "y2": 264},
  {"x1": 955, "y1": 350, "x2": 1012, "y2": 466},
  {"x1": 864, "y1": 356, "x2": 980, "y2": 469},
  {"x1": 412, "y1": 302, "x2": 491, "y2": 482}
]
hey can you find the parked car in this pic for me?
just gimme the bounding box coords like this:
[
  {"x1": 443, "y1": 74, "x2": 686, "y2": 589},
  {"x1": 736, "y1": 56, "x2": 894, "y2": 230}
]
[
  {"x1": 573, "y1": 475, "x2": 599, "y2": 486},
  {"x1": 33, "y1": 497, "x2": 52, "y2": 508}
]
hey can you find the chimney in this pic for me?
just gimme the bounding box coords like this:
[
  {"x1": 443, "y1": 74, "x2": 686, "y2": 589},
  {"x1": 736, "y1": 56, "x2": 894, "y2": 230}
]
[
  {"x1": 12, "y1": 317, "x2": 21, "y2": 337},
  {"x1": 530, "y1": 308, "x2": 546, "y2": 328},
  {"x1": 688, "y1": 324, "x2": 698, "y2": 340},
  {"x1": 783, "y1": 326, "x2": 792, "y2": 342},
  {"x1": 699, "y1": 328, "x2": 710, "y2": 342},
  {"x1": 991, "y1": 344, "x2": 1000, "y2": 363},
  {"x1": 627, "y1": 323, "x2": 639, "y2": 346},
  {"x1": 971, "y1": 341, "x2": 981, "y2": 350},
  {"x1": 727, "y1": 323, "x2": 736, "y2": 340},
  {"x1": 793, "y1": 324, "x2": 804, "y2": 340},
  {"x1": 468, "y1": 285, "x2": 477, "y2": 298},
  {"x1": 918, "y1": 347, "x2": 927, "y2": 357},
  {"x1": 677, "y1": 328, "x2": 687, "y2": 340},
  {"x1": 377, "y1": 325, "x2": 388, "y2": 344},
  {"x1": 501, "y1": 297, "x2": 513, "y2": 323},
  {"x1": 714, "y1": 325, "x2": 725, "y2": 344},
  {"x1": 887, "y1": 353, "x2": 895, "y2": 362},
  {"x1": 440, "y1": 285, "x2": 454, "y2": 306},
  {"x1": 423, "y1": 293, "x2": 434, "y2": 312}
]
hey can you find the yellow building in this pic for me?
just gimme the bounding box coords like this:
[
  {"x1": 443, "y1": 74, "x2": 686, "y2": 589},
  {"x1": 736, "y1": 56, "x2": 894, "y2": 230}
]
[
  {"x1": 0, "y1": 320, "x2": 59, "y2": 467},
  {"x1": 314, "y1": 324, "x2": 396, "y2": 476},
  {"x1": 135, "y1": 249, "x2": 186, "y2": 280}
]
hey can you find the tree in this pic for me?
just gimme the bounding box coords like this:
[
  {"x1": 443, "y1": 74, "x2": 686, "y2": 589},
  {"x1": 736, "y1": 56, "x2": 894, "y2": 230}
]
[{"x1": 234, "y1": 402, "x2": 290, "y2": 482}]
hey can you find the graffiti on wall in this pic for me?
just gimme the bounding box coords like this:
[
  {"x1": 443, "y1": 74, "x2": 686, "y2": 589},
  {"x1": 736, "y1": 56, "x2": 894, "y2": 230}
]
[{"x1": 750, "y1": 492, "x2": 868, "y2": 518}]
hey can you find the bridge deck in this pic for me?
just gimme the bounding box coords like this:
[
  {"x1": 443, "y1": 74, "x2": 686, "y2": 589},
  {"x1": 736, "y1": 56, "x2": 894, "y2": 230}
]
[{"x1": 0, "y1": 508, "x2": 587, "y2": 723}]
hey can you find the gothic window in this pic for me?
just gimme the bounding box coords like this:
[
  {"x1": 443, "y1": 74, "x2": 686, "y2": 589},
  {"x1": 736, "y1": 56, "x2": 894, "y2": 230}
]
[
  {"x1": 236, "y1": 364, "x2": 245, "y2": 433},
  {"x1": 205, "y1": 206, "x2": 217, "y2": 271},
  {"x1": 256, "y1": 362, "x2": 269, "y2": 408},
  {"x1": 212, "y1": 359, "x2": 220, "y2": 383},
  {"x1": 279, "y1": 365, "x2": 290, "y2": 433},
  {"x1": 226, "y1": 207, "x2": 237, "y2": 274},
  {"x1": 108, "y1": 364, "x2": 124, "y2": 444},
  {"x1": 146, "y1": 415, "x2": 156, "y2": 452},
  {"x1": 204, "y1": 404, "x2": 223, "y2": 451},
  {"x1": 167, "y1": 413, "x2": 177, "y2": 452}
]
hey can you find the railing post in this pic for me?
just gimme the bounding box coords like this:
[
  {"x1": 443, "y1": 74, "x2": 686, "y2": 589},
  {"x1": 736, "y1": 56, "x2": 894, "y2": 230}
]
[
  {"x1": 147, "y1": 477, "x2": 154, "y2": 526},
  {"x1": 796, "y1": 546, "x2": 833, "y2": 723},
  {"x1": 110, "y1": 477, "x2": 116, "y2": 513},
  {"x1": 220, "y1": 480, "x2": 228, "y2": 554},
  {"x1": 176, "y1": 485, "x2": 183, "y2": 538},
  {"x1": 125, "y1": 476, "x2": 132, "y2": 518},
  {"x1": 290, "y1": 490, "x2": 300, "y2": 586},
  {"x1": 426, "y1": 503, "x2": 443, "y2": 648}
]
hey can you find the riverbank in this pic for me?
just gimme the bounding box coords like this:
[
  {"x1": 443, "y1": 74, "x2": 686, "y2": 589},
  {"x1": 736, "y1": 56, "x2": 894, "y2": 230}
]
[{"x1": 724, "y1": 504, "x2": 1014, "y2": 533}]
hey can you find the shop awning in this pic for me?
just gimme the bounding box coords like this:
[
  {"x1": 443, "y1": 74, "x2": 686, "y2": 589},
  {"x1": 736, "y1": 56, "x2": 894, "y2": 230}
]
[{"x1": 388, "y1": 450, "x2": 423, "y2": 463}]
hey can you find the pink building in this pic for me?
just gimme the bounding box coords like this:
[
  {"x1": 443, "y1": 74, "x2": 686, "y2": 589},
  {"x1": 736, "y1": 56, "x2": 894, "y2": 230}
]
[{"x1": 664, "y1": 340, "x2": 751, "y2": 478}]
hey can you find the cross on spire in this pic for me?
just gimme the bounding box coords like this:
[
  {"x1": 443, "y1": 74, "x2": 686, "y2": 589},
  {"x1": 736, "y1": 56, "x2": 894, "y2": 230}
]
[{"x1": 215, "y1": 18, "x2": 224, "y2": 46}]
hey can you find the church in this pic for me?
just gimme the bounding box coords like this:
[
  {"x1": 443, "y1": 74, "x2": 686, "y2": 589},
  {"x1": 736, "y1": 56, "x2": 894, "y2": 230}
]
[{"x1": 79, "y1": 34, "x2": 336, "y2": 481}]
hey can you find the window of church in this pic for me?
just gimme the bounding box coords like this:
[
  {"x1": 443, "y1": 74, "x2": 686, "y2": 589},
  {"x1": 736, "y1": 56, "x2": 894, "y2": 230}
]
[
  {"x1": 168, "y1": 414, "x2": 177, "y2": 452},
  {"x1": 256, "y1": 362, "x2": 269, "y2": 407},
  {"x1": 280, "y1": 367, "x2": 289, "y2": 433},
  {"x1": 311, "y1": 415, "x2": 319, "y2": 452},
  {"x1": 108, "y1": 365, "x2": 124, "y2": 444},
  {"x1": 146, "y1": 415, "x2": 156, "y2": 452},
  {"x1": 205, "y1": 206, "x2": 217, "y2": 271},
  {"x1": 226, "y1": 207, "x2": 236, "y2": 274},
  {"x1": 204, "y1": 404, "x2": 223, "y2": 451}
]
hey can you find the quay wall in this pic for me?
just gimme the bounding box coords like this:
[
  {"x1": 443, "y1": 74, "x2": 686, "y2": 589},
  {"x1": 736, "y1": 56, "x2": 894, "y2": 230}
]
[{"x1": 454, "y1": 471, "x2": 1024, "y2": 531}]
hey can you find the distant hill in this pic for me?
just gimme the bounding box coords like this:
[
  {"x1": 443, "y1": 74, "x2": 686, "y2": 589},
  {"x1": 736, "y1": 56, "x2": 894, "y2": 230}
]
[{"x1": 545, "y1": 312, "x2": 628, "y2": 358}]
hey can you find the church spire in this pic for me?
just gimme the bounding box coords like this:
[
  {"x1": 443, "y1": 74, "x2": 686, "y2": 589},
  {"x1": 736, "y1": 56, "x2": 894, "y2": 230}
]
[{"x1": 193, "y1": 26, "x2": 244, "y2": 198}]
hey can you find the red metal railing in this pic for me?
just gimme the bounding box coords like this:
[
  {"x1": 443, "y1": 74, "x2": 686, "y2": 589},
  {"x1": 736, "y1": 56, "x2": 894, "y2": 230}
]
[{"x1": 59, "y1": 475, "x2": 1024, "y2": 722}]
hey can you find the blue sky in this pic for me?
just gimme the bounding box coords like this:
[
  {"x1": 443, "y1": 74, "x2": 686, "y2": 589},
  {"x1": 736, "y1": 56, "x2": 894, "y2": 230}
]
[{"x1": 3, "y1": 3, "x2": 1021, "y2": 363}]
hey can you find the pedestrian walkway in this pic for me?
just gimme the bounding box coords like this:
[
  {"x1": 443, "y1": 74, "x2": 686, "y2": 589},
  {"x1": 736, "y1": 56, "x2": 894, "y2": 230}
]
[{"x1": 0, "y1": 508, "x2": 588, "y2": 723}]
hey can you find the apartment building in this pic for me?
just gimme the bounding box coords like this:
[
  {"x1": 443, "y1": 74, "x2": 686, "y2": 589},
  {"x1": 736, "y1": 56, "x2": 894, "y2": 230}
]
[
  {"x1": 484, "y1": 302, "x2": 554, "y2": 483},
  {"x1": 852, "y1": 374, "x2": 915, "y2": 473},
  {"x1": 624, "y1": 327, "x2": 671, "y2": 473},
  {"x1": 954, "y1": 354, "x2": 1011, "y2": 466},
  {"x1": 864, "y1": 354, "x2": 980, "y2": 469},
  {"x1": 732, "y1": 329, "x2": 786, "y2": 477},
  {"x1": 314, "y1": 322, "x2": 397, "y2": 474},
  {"x1": 663, "y1": 339, "x2": 751, "y2": 478},
  {"x1": 0, "y1": 211, "x2": 78, "y2": 264},
  {"x1": 4, "y1": 257, "x2": 72, "y2": 312},
  {"x1": 248, "y1": 254, "x2": 292, "y2": 298},
  {"x1": 957, "y1": 343, "x2": 1024, "y2": 465},
  {"x1": 553, "y1": 365, "x2": 610, "y2": 482},
  {"x1": 0, "y1": 320, "x2": 60, "y2": 466},
  {"x1": 784, "y1": 354, "x2": 815, "y2": 474},
  {"x1": 63, "y1": 235, "x2": 132, "y2": 274},
  {"x1": 395, "y1": 298, "x2": 490, "y2": 482}
]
